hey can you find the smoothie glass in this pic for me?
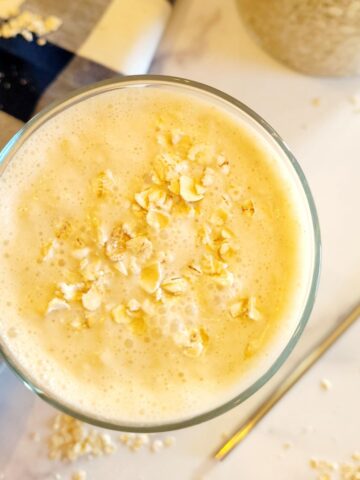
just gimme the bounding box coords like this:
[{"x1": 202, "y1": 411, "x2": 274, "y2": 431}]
[{"x1": 0, "y1": 76, "x2": 321, "y2": 432}]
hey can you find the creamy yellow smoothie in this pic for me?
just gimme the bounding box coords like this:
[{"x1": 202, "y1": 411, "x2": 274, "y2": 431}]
[{"x1": 0, "y1": 85, "x2": 310, "y2": 425}]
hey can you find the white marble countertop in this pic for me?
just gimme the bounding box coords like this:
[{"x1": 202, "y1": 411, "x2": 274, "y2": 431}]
[{"x1": 1, "y1": 0, "x2": 360, "y2": 479}]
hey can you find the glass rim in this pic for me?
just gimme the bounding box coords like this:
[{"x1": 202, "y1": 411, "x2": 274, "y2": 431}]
[{"x1": 0, "y1": 75, "x2": 321, "y2": 432}]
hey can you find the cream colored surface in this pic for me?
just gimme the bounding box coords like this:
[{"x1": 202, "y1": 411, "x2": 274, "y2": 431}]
[{"x1": 0, "y1": 86, "x2": 306, "y2": 425}]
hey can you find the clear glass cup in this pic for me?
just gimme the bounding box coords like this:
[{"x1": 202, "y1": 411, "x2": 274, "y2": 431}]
[{"x1": 0, "y1": 75, "x2": 321, "y2": 432}]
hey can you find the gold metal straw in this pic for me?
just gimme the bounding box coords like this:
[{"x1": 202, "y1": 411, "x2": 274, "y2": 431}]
[{"x1": 214, "y1": 303, "x2": 360, "y2": 461}]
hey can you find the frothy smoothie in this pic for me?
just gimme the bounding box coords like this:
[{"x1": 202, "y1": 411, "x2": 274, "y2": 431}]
[{"x1": 0, "y1": 84, "x2": 311, "y2": 426}]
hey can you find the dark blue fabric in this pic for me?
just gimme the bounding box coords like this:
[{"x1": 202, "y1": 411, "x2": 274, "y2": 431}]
[{"x1": 0, "y1": 36, "x2": 73, "y2": 122}]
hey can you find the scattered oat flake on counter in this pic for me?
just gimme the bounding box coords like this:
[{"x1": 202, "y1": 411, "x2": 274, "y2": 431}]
[
  {"x1": 151, "y1": 439, "x2": 164, "y2": 453},
  {"x1": 282, "y1": 441, "x2": 293, "y2": 450},
  {"x1": 0, "y1": 0, "x2": 62, "y2": 43},
  {"x1": 48, "y1": 414, "x2": 116, "y2": 461},
  {"x1": 118, "y1": 433, "x2": 176, "y2": 453},
  {"x1": 47, "y1": 415, "x2": 175, "y2": 460},
  {"x1": 320, "y1": 378, "x2": 332, "y2": 391},
  {"x1": 311, "y1": 97, "x2": 321, "y2": 107},
  {"x1": 119, "y1": 433, "x2": 149, "y2": 451},
  {"x1": 309, "y1": 453, "x2": 360, "y2": 480},
  {"x1": 72, "y1": 471, "x2": 87, "y2": 480},
  {"x1": 164, "y1": 436, "x2": 176, "y2": 447}
]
